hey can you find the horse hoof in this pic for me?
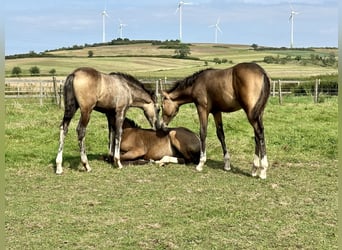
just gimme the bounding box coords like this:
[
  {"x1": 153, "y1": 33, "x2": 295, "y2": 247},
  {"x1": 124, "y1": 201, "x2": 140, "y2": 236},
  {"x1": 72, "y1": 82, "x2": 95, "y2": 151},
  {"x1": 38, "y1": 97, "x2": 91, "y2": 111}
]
[
  {"x1": 223, "y1": 165, "x2": 231, "y2": 171},
  {"x1": 55, "y1": 166, "x2": 63, "y2": 175},
  {"x1": 56, "y1": 170, "x2": 63, "y2": 175},
  {"x1": 195, "y1": 166, "x2": 203, "y2": 172},
  {"x1": 259, "y1": 170, "x2": 267, "y2": 179}
]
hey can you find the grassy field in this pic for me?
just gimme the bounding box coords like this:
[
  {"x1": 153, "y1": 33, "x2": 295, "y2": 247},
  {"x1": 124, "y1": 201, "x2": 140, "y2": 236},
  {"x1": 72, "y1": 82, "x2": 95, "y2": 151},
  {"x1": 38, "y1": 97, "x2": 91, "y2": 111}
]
[
  {"x1": 5, "y1": 96, "x2": 337, "y2": 249},
  {"x1": 5, "y1": 43, "x2": 338, "y2": 79}
]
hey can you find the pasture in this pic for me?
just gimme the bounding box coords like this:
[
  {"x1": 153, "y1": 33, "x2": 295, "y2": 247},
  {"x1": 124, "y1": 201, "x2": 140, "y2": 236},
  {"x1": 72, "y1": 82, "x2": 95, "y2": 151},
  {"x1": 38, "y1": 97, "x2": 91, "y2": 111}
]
[
  {"x1": 5, "y1": 96, "x2": 337, "y2": 249},
  {"x1": 5, "y1": 43, "x2": 338, "y2": 79}
]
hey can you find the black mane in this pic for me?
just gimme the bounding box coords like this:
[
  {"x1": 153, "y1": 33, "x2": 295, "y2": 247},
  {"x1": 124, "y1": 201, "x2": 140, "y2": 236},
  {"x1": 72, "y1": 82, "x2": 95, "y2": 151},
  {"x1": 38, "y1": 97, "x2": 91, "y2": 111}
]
[
  {"x1": 123, "y1": 118, "x2": 141, "y2": 128},
  {"x1": 167, "y1": 68, "x2": 213, "y2": 93},
  {"x1": 109, "y1": 72, "x2": 156, "y2": 101}
]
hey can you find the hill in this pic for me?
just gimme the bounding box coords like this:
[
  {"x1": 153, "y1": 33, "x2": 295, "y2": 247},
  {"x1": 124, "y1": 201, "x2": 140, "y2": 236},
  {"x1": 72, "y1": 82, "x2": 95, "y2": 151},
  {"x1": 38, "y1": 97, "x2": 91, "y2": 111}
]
[{"x1": 5, "y1": 42, "x2": 338, "y2": 79}]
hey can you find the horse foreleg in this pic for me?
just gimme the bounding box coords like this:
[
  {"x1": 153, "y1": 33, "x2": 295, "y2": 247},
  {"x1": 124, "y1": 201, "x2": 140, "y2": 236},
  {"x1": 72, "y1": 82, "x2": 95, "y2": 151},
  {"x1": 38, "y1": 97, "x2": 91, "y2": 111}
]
[
  {"x1": 213, "y1": 112, "x2": 230, "y2": 171},
  {"x1": 106, "y1": 114, "x2": 115, "y2": 161},
  {"x1": 114, "y1": 111, "x2": 125, "y2": 169},
  {"x1": 155, "y1": 156, "x2": 182, "y2": 166},
  {"x1": 196, "y1": 107, "x2": 208, "y2": 172}
]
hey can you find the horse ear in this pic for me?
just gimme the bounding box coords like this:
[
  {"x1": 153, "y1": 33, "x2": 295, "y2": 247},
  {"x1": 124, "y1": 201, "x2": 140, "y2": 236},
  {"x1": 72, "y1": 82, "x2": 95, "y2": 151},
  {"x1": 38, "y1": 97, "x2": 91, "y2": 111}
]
[{"x1": 162, "y1": 91, "x2": 170, "y2": 100}]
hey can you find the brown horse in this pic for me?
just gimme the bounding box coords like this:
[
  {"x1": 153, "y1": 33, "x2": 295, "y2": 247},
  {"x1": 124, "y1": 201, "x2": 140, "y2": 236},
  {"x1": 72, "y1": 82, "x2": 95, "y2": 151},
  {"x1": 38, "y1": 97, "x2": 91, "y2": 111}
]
[
  {"x1": 119, "y1": 118, "x2": 200, "y2": 165},
  {"x1": 55, "y1": 67, "x2": 159, "y2": 174},
  {"x1": 161, "y1": 62, "x2": 270, "y2": 179}
]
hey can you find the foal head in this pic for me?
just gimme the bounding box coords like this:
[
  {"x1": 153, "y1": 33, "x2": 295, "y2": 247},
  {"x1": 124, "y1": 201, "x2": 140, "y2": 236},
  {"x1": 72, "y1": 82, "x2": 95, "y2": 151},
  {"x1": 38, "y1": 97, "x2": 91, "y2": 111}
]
[
  {"x1": 161, "y1": 91, "x2": 179, "y2": 128},
  {"x1": 143, "y1": 101, "x2": 161, "y2": 130}
]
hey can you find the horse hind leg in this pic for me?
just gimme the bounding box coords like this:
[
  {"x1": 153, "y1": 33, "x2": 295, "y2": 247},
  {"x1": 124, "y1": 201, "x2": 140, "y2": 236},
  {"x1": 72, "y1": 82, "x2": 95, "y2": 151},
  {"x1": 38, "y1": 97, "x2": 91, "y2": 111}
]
[
  {"x1": 55, "y1": 120, "x2": 69, "y2": 174},
  {"x1": 251, "y1": 117, "x2": 268, "y2": 179},
  {"x1": 55, "y1": 114, "x2": 74, "y2": 174},
  {"x1": 213, "y1": 112, "x2": 230, "y2": 171},
  {"x1": 77, "y1": 111, "x2": 92, "y2": 172}
]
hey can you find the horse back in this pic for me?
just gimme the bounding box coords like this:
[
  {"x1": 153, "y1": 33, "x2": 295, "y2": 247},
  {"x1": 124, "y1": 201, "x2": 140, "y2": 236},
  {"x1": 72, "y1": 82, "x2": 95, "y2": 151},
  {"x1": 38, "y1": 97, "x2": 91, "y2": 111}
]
[
  {"x1": 192, "y1": 63, "x2": 269, "y2": 114},
  {"x1": 71, "y1": 67, "x2": 132, "y2": 110}
]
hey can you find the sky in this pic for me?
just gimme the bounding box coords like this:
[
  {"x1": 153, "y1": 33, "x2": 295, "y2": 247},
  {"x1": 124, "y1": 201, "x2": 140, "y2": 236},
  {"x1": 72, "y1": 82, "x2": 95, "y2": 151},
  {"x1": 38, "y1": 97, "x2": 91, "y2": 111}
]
[{"x1": 5, "y1": 0, "x2": 339, "y2": 55}]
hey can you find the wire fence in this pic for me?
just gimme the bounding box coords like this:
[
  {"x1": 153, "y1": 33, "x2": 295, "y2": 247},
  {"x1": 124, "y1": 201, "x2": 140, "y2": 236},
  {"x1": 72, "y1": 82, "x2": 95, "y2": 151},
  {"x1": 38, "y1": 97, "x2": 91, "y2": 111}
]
[{"x1": 4, "y1": 77, "x2": 338, "y2": 107}]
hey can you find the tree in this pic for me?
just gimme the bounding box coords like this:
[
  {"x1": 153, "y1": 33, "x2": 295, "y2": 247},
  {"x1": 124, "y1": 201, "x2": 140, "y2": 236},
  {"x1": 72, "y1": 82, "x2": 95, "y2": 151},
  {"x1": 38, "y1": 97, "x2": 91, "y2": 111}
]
[
  {"x1": 88, "y1": 50, "x2": 94, "y2": 58},
  {"x1": 251, "y1": 44, "x2": 259, "y2": 50},
  {"x1": 29, "y1": 66, "x2": 40, "y2": 76},
  {"x1": 49, "y1": 68, "x2": 56, "y2": 76},
  {"x1": 213, "y1": 57, "x2": 222, "y2": 64},
  {"x1": 174, "y1": 44, "x2": 191, "y2": 58},
  {"x1": 11, "y1": 66, "x2": 22, "y2": 77}
]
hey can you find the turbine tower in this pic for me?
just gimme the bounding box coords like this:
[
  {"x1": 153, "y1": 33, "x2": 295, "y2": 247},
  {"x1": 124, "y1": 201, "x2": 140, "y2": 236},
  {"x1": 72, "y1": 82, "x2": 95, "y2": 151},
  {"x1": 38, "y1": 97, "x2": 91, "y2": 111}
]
[
  {"x1": 209, "y1": 17, "x2": 222, "y2": 44},
  {"x1": 101, "y1": 8, "x2": 109, "y2": 43},
  {"x1": 118, "y1": 19, "x2": 127, "y2": 39},
  {"x1": 289, "y1": 4, "x2": 299, "y2": 48},
  {"x1": 176, "y1": 1, "x2": 192, "y2": 42}
]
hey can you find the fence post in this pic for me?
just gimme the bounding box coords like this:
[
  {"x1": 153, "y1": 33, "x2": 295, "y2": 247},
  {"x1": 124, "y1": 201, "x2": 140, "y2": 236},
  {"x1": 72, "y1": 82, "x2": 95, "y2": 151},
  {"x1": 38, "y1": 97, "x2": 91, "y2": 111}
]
[
  {"x1": 314, "y1": 79, "x2": 320, "y2": 103},
  {"x1": 53, "y1": 76, "x2": 58, "y2": 105},
  {"x1": 272, "y1": 80, "x2": 276, "y2": 97},
  {"x1": 278, "y1": 80, "x2": 282, "y2": 105},
  {"x1": 59, "y1": 84, "x2": 63, "y2": 109},
  {"x1": 39, "y1": 81, "x2": 43, "y2": 106}
]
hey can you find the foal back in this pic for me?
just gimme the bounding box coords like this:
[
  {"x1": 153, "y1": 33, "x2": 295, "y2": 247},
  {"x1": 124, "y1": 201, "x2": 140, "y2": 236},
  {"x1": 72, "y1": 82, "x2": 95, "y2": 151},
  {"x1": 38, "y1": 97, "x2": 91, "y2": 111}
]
[{"x1": 72, "y1": 67, "x2": 132, "y2": 111}]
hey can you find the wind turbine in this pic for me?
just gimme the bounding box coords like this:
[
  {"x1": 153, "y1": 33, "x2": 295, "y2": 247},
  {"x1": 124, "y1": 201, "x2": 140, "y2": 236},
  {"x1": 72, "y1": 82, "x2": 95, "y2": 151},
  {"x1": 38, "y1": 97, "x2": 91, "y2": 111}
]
[
  {"x1": 289, "y1": 3, "x2": 299, "y2": 48},
  {"x1": 118, "y1": 19, "x2": 127, "y2": 39},
  {"x1": 176, "y1": 1, "x2": 193, "y2": 42},
  {"x1": 209, "y1": 17, "x2": 222, "y2": 44},
  {"x1": 101, "y1": 8, "x2": 109, "y2": 43}
]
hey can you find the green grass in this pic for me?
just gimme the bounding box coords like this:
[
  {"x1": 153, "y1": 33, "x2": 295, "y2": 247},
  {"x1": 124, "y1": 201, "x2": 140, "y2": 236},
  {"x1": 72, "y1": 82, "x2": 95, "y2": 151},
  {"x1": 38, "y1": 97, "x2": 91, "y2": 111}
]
[{"x1": 5, "y1": 96, "x2": 337, "y2": 249}]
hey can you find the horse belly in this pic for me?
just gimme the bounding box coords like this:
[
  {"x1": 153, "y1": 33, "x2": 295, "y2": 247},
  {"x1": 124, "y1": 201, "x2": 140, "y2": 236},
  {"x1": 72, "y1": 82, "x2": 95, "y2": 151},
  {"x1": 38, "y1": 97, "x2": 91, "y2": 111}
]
[{"x1": 211, "y1": 92, "x2": 241, "y2": 113}]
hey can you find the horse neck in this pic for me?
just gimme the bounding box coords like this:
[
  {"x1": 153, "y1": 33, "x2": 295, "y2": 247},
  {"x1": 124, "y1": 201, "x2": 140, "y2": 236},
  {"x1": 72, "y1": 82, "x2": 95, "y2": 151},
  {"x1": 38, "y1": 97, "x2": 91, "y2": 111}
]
[
  {"x1": 169, "y1": 88, "x2": 193, "y2": 105},
  {"x1": 130, "y1": 89, "x2": 154, "y2": 108}
]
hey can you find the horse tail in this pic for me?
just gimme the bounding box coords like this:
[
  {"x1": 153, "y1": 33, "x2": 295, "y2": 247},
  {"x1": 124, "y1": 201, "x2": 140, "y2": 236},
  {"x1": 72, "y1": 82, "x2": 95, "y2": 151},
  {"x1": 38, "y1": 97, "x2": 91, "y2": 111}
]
[
  {"x1": 252, "y1": 69, "x2": 271, "y2": 120},
  {"x1": 62, "y1": 73, "x2": 79, "y2": 122}
]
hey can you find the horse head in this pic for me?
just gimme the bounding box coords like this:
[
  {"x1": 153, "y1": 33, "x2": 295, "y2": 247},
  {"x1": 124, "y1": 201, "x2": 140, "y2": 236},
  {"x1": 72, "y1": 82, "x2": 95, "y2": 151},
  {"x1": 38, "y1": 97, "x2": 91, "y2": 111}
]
[
  {"x1": 143, "y1": 101, "x2": 161, "y2": 130},
  {"x1": 161, "y1": 91, "x2": 179, "y2": 129}
]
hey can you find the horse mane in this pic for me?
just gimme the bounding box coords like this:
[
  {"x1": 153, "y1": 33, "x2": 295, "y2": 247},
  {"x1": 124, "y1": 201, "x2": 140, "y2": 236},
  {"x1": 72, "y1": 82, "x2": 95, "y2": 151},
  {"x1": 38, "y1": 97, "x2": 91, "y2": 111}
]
[
  {"x1": 110, "y1": 72, "x2": 157, "y2": 101},
  {"x1": 123, "y1": 118, "x2": 141, "y2": 128},
  {"x1": 167, "y1": 68, "x2": 213, "y2": 93}
]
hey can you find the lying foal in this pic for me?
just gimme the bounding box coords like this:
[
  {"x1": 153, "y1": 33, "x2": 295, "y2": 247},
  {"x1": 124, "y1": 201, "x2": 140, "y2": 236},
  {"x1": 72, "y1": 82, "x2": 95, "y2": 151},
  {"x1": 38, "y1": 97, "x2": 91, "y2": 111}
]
[{"x1": 119, "y1": 118, "x2": 200, "y2": 165}]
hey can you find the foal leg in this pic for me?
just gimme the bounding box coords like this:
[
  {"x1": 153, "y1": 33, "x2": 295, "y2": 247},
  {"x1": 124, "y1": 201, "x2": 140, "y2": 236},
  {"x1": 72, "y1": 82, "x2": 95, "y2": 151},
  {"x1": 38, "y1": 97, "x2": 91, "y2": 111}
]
[
  {"x1": 196, "y1": 107, "x2": 209, "y2": 172},
  {"x1": 213, "y1": 112, "x2": 230, "y2": 171},
  {"x1": 106, "y1": 113, "x2": 115, "y2": 161},
  {"x1": 77, "y1": 111, "x2": 92, "y2": 172},
  {"x1": 55, "y1": 118, "x2": 72, "y2": 174},
  {"x1": 250, "y1": 116, "x2": 268, "y2": 179},
  {"x1": 113, "y1": 110, "x2": 126, "y2": 169}
]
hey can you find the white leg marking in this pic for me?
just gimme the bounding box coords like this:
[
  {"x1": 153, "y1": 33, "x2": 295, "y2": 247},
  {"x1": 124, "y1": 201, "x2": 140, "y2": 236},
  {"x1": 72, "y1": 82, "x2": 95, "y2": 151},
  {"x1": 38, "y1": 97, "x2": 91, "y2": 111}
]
[
  {"x1": 223, "y1": 152, "x2": 231, "y2": 171},
  {"x1": 55, "y1": 126, "x2": 65, "y2": 174},
  {"x1": 55, "y1": 150, "x2": 63, "y2": 174},
  {"x1": 252, "y1": 154, "x2": 260, "y2": 177},
  {"x1": 155, "y1": 156, "x2": 179, "y2": 166},
  {"x1": 259, "y1": 155, "x2": 268, "y2": 180},
  {"x1": 196, "y1": 151, "x2": 206, "y2": 172}
]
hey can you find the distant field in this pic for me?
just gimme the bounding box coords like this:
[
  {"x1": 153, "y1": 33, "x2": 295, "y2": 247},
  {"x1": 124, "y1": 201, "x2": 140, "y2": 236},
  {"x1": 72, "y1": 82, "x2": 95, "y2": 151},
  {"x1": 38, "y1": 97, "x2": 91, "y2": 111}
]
[{"x1": 5, "y1": 43, "x2": 338, "y2": 79}]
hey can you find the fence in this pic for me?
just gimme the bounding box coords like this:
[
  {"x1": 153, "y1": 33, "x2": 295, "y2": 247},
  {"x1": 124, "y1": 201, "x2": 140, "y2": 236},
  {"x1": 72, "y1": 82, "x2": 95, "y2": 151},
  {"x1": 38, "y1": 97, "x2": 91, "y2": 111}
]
[
  {"x1": 4, "y1": 77, "x2": 338, "y2": 106},
  {"x1": 5, "y1": 77, "x2": 64, "y2": 106}
]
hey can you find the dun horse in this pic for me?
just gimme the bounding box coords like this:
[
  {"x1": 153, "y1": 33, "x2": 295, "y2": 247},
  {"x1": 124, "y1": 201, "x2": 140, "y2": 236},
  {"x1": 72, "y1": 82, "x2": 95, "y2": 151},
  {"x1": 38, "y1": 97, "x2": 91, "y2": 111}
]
[
  {"x1": 119, "y1": 118, "x2": 200, "y2": 165},
  {"x1": 161, "y1": 62, "x2": 270, "y2": 179},
  {"x1": 55, "y1": 67, "x2": 159, "y2": 174}
]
